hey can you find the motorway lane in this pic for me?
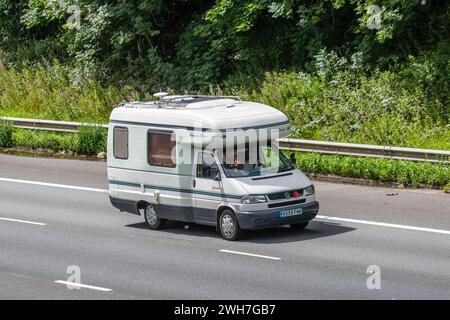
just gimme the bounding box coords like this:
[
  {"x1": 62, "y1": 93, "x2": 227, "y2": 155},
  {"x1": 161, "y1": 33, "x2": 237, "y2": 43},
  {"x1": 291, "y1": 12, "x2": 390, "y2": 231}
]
[
  {"x1": 0, "y1": 154, "x2": 449, "y2": 299},
  {"x1": 0, "y1": 154, "x2": 108, "y2": 189},
  {"x1": 318, "y1": 183, "x2": 450, "y2": 230}
]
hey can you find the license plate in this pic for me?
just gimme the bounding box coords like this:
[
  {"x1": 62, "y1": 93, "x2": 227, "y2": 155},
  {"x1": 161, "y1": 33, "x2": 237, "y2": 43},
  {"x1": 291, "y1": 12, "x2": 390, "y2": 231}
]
[{"x1": 280, "y1": 208, "x2": 303, "y2": 218}]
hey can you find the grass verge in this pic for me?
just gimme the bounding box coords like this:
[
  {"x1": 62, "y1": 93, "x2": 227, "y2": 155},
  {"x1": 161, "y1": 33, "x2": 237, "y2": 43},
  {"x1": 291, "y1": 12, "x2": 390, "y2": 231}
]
[
  {"x1": 294, "y1": 152, "x2": 450, "y2": 189},
  {"x1": 5, "y1": 126, "x2": 107, "y2": 155}
]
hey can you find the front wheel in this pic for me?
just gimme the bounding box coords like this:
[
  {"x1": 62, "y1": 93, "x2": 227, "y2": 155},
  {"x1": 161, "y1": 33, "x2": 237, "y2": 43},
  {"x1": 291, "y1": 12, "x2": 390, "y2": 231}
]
[
  {"x1": 219, "y1": 210, "x2": 242, "y2": 241},
  {"x1": 144, "y1": 204, "x2": 166, "y2": 230}
]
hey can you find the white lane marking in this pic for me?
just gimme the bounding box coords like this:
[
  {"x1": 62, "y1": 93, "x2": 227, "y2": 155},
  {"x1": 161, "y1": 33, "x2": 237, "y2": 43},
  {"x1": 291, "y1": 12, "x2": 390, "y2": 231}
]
[
  {"x1": 0, "y1": 217, "x2": 46, "y2": 226},
  {"x1": 316, "y1": 215, "x2": 450, "y2": 235},
  {"x1": 220, "y1": 249, "x2": 282, "y2": 261},
  {"x1": 0, "y1": 177, "x2": 108, "y2": 193},
  {"x1": 54, "y1": 280, "x2": 112, "y2": 292}
]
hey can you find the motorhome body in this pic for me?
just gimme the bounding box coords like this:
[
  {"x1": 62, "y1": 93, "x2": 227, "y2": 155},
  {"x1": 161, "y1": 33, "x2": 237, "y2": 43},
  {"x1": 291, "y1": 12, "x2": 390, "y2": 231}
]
[{"x1": 107, "y1": 94, "x2": 319, "y2": 240}]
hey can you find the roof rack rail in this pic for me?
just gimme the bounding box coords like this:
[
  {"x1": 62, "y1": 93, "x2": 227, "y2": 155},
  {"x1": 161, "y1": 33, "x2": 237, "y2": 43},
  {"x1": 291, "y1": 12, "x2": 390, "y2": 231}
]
[
  {"x1": 159, "y1": 94, "x2": 242, "y2": 103},
  {"x1": 119, "y1": 93, "x2": 243, "y2": 109},
  {"x1": 186, "y1": 95, "x2": 242, "y2": 101}
]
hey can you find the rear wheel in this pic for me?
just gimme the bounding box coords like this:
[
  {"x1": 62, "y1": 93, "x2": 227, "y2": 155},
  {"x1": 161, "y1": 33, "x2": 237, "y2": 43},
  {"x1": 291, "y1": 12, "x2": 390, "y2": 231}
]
[
  {"x1": 290, "y1": 221, "x2": 309, "y2": 230},
  {"x1": 219, "y1": 210, "x2": 242, "y2": 241},
  {"x1": 144, "y1": 204, "x2": 166, "y2": 230}
]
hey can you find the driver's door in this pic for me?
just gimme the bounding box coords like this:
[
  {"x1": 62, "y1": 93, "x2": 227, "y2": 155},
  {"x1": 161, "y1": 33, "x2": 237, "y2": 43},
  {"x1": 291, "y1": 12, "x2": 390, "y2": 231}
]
[{"x1": 192, "y1": 151, "x2": 223, "y2": 225}]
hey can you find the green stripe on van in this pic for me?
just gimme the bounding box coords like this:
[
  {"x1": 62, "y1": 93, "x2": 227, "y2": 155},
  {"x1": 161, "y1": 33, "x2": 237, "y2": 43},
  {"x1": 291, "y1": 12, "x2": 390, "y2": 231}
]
[{"x1": 108, "y1": 180, "x2": 242, "y2": 200}]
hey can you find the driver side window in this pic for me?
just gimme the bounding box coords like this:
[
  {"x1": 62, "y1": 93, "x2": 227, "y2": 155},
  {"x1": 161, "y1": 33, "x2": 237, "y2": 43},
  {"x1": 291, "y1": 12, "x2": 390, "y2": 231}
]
[{"x1": 196, "y1": 152, "x2": 220, "y2": 179}]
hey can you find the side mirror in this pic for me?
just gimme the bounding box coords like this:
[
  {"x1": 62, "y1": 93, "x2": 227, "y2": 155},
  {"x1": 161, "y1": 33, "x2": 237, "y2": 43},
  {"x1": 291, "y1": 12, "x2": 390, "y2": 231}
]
[
  {"x1": 214, "y1": 173, "x2": 222, "y2": 181},
  {"x1": 289, "y1": 152, "x2": 297, "y2": 165}
]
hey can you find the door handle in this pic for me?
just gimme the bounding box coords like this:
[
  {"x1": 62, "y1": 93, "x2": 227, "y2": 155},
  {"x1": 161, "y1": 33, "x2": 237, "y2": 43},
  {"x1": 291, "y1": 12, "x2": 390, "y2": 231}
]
[{"x1": 192, "y1": 179, "x2": 196, "y2": 188}]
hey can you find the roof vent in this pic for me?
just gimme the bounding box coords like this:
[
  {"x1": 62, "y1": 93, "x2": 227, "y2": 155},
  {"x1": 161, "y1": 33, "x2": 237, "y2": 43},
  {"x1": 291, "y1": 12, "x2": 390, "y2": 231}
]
[{"x1": 153, "y1": 92, "x2": 169, "y2": 100}]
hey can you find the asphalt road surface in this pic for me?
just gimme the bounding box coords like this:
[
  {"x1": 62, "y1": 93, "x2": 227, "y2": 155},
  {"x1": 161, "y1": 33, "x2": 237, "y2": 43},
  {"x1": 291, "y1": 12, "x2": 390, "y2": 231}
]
[{"x1": 0, "y1": 154, "x2": 449, "y2": 299}]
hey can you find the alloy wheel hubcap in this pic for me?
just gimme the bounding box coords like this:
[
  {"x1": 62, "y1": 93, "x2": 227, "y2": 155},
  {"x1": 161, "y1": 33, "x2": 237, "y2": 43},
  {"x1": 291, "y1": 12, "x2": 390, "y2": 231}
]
[
  {"x1": 145, "y1": 206, "x2": 157, "y2": 225},
  {"x1": 221, "y1": 215, "x2": 235, "y2": 237}
]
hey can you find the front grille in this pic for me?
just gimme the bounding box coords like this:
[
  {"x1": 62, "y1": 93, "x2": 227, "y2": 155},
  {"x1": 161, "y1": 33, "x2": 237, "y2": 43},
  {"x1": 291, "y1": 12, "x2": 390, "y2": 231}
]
[
  {"x1": 268, "y1": 198, "x2": 306, "y2": 208},
  {"x1": 267, "y1": 189, "x2": 304, "y2": 201}
]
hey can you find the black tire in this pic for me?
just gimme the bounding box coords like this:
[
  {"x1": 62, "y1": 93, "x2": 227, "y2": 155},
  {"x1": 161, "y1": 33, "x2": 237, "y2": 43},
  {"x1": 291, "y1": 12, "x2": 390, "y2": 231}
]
[
  {"x1": 290, "y1": 221, "x2": 309, "y2": 230},
  {"x1": 219, "y1": 209, "x2": 242, "y2": 241},
  {"x1": 144, "y1": 204, "x2": 166, "y2": 230}
]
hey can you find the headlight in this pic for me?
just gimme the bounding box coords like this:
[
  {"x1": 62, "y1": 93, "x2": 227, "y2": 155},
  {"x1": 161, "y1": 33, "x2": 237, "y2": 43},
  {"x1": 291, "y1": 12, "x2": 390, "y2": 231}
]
[
  {"x1": 241, "y1": 195, "x2": 267, "y2": 204},
  {"x1": 305, "y1": 185, "x2": 315, "y2": 196}
]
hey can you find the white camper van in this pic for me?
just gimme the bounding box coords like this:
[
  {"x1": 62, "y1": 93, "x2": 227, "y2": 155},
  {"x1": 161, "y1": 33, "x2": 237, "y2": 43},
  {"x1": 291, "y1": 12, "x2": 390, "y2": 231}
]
[{"x1": 107, "y1": 93, "x2": 319, "y2": 240}]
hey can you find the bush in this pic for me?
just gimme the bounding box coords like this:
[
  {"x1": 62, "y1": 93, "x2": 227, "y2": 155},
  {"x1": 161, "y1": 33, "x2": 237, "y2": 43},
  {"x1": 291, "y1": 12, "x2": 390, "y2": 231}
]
[
  {"x1": 0, "y1": 63, "x2": 127, "y2": 122},
  {"x1": 0, "y1": 121, "x2": 14, "y2": 147},
  {"x1": 13, "y1": 129, "x2": 76, "y2": 151},
  {"x1": 245, "y1": 65, "x2": 450, "y2": 151},
  {"x1": 444, "y1": 183, "x2": 450, "y2": 193},
  {"x1": 294, "y1": 152, "x2": 450, "y2": 189},
  {"x1": 75, "y1": 126, "x2": 107, "y2": 155},
  {"x1": 12, "y1": 127, "x2": 107, "y2": 155}
]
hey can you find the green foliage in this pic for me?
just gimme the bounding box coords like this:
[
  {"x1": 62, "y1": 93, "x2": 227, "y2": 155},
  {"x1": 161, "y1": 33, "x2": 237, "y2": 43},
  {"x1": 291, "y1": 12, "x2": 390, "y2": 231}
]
[
  {"x1": 243, "y1": 49, "x2": 450, "y2": 150},
  {"x1": 0, "y1": 63, "x2": 126, "y2": 122},
  {"x1": 294, "y1": 152, "x2": 450, "y2": 188},
  {"x1": 0, "y1": 120, "x2": 14, "y2": 147},
  {"x1": 13, "y1": 129, "x2": 76, "y2": 151},
  {"x1": 75, "y1": 125, "x2": 107, "y2": 155},
  {"x1": 1, "y1": 0, "x2": 447, "y2": 91},
  {"x1": 1, "y1": 0, "x2": 211, "y2": 91},
  {"x1": 15, "y1": 125, "x2": 107, "y2": 155},
  {"x1": 444, "y1": 183, "x2": 450, "y2": 193},
  {"x1": 12, "y1": 128, "x2": 107, "y2": 154}
]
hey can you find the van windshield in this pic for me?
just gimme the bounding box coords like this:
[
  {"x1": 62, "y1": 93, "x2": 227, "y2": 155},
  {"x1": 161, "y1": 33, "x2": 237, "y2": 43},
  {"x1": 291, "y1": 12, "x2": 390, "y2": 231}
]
[{"x1": 218, "y1": 142, "x2": 294, "y2": 178}]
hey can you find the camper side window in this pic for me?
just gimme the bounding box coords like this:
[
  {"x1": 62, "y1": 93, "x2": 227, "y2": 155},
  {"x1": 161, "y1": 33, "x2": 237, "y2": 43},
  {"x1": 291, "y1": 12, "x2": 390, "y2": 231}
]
[
  {"x1": 147, "y1": 131, "x2": 176, "y2": 168},
  {"x1": 196, "y1": 152, "x2": 220, "y2": 179},
  {"x1": 113, "y1": 127, "x2": 128, "y2": 160}
]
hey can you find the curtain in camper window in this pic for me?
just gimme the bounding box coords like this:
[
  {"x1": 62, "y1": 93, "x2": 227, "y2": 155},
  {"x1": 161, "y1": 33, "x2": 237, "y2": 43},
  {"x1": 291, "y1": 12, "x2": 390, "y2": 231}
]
[{"x1": 147, "y1": 131, "x2": 176, "y2": 168}]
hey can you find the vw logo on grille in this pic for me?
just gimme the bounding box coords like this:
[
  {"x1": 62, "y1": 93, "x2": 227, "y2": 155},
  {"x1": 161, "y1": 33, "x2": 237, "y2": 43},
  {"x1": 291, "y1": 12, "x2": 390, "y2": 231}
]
[{"x1": 284, "y1": 191, "x2": 291, "y2": 199}]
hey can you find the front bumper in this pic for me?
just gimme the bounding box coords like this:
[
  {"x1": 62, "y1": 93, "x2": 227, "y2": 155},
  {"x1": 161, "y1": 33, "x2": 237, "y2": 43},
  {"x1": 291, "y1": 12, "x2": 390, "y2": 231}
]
[{"x1": 235, "y1": 201, "x2": 319, "y2": 230}]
